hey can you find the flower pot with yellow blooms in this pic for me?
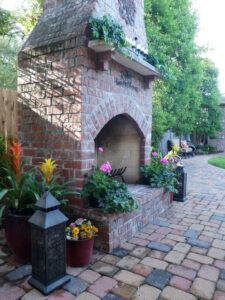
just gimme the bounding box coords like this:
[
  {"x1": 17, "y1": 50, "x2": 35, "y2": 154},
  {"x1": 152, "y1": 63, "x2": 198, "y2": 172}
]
[{"x1": 66, "y1": 218, "x2": 98, "y2": 267}]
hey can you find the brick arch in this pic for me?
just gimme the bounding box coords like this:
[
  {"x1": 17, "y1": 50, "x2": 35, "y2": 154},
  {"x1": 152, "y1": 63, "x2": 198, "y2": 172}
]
[{"x1": 86, "y1": 98, "x2": 149, "y2": 140}]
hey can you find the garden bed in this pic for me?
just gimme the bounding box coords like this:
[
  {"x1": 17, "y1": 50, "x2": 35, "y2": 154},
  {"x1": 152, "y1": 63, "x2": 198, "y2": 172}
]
[{"x1": 69, "y1": 185, "x2": 170, "y2": 252}]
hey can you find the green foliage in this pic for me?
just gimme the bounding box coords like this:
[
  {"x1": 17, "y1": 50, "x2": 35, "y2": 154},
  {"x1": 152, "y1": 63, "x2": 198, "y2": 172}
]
[
  {"x1": 208, "y1": 156, "x2": 225, "y2": 169},
  {"x1": 145, "y1": 0, "x2": 220, "y2": 144},
  {"x1": 0, "y1": 134, "x2": 13, "y2": 188},
  {"x1": 0, "y1": 8, "x2": 15, "y2": 36},
  {"x1": 90, "y1": 14, "x2": 128, "y2": 50},
  {"x1": 141, "y1": 152, "x2": 179, "y2": 193},
  {"x1": 82, "y1": 168, "x2": 138, "y2": 213}
]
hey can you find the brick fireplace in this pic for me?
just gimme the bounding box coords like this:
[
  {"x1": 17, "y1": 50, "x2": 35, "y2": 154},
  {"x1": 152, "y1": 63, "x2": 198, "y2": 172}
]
[{"x1": 18, "y1": 0, "x2": 170, "y2": 251}]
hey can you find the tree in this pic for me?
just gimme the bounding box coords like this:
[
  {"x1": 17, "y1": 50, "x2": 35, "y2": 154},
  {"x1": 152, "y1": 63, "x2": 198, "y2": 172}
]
[
  {"x1": 194, "y1": 59, "x2": 222, "y2": 143},
  {"x1": 145, "y1": 0, "x2": 204, "y2": 145}
]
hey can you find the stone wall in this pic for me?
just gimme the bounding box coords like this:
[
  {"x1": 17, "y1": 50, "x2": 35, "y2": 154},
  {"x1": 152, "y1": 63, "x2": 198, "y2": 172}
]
[{"x1": 209, "y1": 104, "x2": 225, "y2": 152}]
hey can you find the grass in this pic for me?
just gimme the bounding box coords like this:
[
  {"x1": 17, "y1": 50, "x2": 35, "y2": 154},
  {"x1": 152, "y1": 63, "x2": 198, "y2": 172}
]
[{"x1": 208, "y1": 156, "x2": 225, "y2": 169}]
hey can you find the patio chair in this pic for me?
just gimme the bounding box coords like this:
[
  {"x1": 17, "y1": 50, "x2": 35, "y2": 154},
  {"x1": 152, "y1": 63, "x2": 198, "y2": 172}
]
[{"x1": 168, "y1": 138, "x2": 195, "y2": 158}]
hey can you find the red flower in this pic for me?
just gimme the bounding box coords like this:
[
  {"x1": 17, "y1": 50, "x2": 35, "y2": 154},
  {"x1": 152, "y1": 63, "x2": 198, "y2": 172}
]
[{"x1": 10, "y1": 142, "x2": 23, "y2": 180}]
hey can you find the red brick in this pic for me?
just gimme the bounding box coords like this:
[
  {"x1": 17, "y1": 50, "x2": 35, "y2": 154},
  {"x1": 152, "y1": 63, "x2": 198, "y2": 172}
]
[
  {"x1": 88, "y1": 276, "x2": 117, "y2": 298},
  {"x1": 170, "y1": 275, "x2": 192, "y2": 291},
  {"x1": 167, "y1": 264, "x2": 197, "y2": 280},
  {"x1": 182, "y1": 259, "x2": 201, "y2": 271}
]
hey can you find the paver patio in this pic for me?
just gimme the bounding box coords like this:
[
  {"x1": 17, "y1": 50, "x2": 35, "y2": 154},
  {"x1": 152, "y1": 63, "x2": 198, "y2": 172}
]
[{"x1": 1, "y1": 154, "x2": 225, "y2": 299}]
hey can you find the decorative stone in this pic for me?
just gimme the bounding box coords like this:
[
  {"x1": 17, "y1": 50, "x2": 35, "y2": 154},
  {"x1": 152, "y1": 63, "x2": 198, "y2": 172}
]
[
  {"x1": 190, "y1": 277, "x2": 215, "y2": 300},
  {"x1": 174, "y1": 243, "x2": 191, "y2": 254},
  {"x1": 101, "y1": 255, "x2": 120, "y2": 265},
  {"x1": 167, "y1": 264, "x2": 196, "y2": 280},
  {"x1": 116, "y1": 255, "x2": 140, "y2": 270},
  {"x1": 184, "y1": 230, "x2": 200, "y2": 239},
  {"x1": 112, "y1": 282, "x2": 136, "y2": 299},
  {"x1": 141, "y1": 257, "x2": 168, "y2": 270},
  {"x1": 88, "y1": 276, "x2": 117, "y2": 298},
  {"x1": 187, "y1": 239, "x2": 210, "y2": 249},
  {"x1": 132, "y1": 264, "x2": 153, "y2": 277},
  {"x1": 79, "y1": 270, "x2": 101, "y2": 284},
  {"x1": 146, "y1": 269, "x2": 172, "y2": 289},
  {"x1": 169, "y1": 276, "x2": 192, "y2": 291},
  {"x1": 187, "y1": 252, "x2": 213, "y2": 264},
  {"x1": 111, "y1": 248, "x2": 129, "y2": 258},
  {"x1": 147, "y1": 242, "x2": 171, "y2": 253},
  {"x1": 75, "y1": 292, "x2": 100, "y2": 300},
  {"x1": 91, "y1": 261, "x2": 119, "y2": 277},
  {"x1": 164, "y1": 251, "x2": 185, "y2": 264},
  {"x1": 198, "y1": 265, "x2": 220, "y2": 282},
  {"x1": 5, "y1": 265, "x2": 32, "y2": 282},
  {"x1": 130, "y1": 246, "x2": 150, "y2": 258},
  {"x1": 161, "y1": 286, "x2": 197, "y2": 300},
  {"x1": 134, "y1": 284, "x2": 161, "y2": 300},
  {"x1": 63, "y1": 275, "x2": 88, "y2": 296},
  {"x1": 113, "y1": 270, "x2": 145, "y2": 287}
]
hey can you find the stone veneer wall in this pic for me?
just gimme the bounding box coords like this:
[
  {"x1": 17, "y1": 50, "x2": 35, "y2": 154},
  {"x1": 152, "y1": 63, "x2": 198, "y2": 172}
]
[
  {"x1": 18, "y1": 0, "x2": 153, "y2": 206},
  {"x1": 209, "y1": 104, "x2": 225, "y2": 152}
]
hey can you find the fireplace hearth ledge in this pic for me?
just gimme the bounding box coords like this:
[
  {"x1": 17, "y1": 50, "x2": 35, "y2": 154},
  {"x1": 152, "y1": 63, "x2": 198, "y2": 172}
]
[{"x1": 68, "y1": 184, "x2": 170, "y2": 252}]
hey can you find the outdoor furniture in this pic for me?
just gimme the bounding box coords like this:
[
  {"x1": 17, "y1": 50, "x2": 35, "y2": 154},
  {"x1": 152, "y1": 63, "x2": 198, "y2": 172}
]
[
  {"x1": 168, "y1": 138, "x2": 196, "y2": 158},
  {"x1": 109, "y1": 167, "x2": 127, "y2": 182}
]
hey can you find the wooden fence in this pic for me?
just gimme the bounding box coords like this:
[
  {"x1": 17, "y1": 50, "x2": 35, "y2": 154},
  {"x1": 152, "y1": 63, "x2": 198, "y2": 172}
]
[{"x1": 0, "y1": 88, "x2": 18, "y2": 139}]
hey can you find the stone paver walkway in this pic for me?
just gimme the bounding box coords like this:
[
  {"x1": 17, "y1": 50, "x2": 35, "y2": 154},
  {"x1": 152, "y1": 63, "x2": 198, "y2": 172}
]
[{"x1": 1, "y1": 154, "x2": 225, "y2": 299}]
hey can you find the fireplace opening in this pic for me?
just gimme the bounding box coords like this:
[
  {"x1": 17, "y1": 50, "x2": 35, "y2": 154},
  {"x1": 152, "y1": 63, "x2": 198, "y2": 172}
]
[{"x1": 95, "y1": 114, "x2": 144, "y2": 183}]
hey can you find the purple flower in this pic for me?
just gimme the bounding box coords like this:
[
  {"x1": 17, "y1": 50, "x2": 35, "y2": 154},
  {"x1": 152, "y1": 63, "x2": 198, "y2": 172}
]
[
  {"x1": 170, "y1": 157, "x2": 175, "y2": 163},
  {"x1": 100, "y1": 161, "x2": 112, "y2": 173},
  {"x1": 70, "y1": 222, "x2": 75, "y2": 227},
  {"x1": 160, "y1": 157, "x2": 169, "y2": 165},
  {"x1": 152, "y1": 152, "x2": 158, "y2": 157},
  {"x1": 98, "y1": 147, "x2": 103, "y2": 153}
]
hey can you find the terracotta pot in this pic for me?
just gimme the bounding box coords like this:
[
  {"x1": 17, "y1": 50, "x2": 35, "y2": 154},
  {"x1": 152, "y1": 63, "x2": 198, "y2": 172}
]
[
  {"x1": 170, "y1": 191, "x2": 174, "y2": 203},
  {"x1": 4, "y1": 212, "x2": 31, "y2": 263},
  {"x1": 66, "y1": 237, "x2": 94, "y2": 267}
]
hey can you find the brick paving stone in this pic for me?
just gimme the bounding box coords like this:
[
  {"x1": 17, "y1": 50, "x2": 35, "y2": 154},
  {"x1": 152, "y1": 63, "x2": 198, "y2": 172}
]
[
  {"x1": 191, "y1": 246, "x2": 208, "y2": 254},
  {"x1": 187, "y1": 252, "x2": 213, "y2": 264},
  {"x1": 0, "y1": 283, "x2": 26, "y2": 300},
  {"x1": 102, "y1": 293, "x2": 123, "y2": 300},
  {"x1": 91, "y1": 261, "x2": 119, "y2": 277},
  {"x1": 63, "y1": 275, "x2": 88, "y2": 296},
  {"x1": 213, "y1": 239, "x2": 225, "y2": 250},
  {"x1": 134, "y1": 284, "x2": 161, "y2": 300},
  {"x1": 199, "y1": 235, "x2": 213, "y2": 243},
  {"x1": 184, "y1": 230, "x2": 200, "y2": 239},
  {"x1": 148, "y1": 233, "x2": 165, "y2": 242},
  {"x1": 161, "y1": 238, "x2": 177, "y2": 246},
  {"x1": 101, "y1": 255, "x2": 120, "y2": 265},
  {"x1": 147, "y1": 241, "x2": 171, "y2": 253},
  {"x1": 0, "y1": 258, "x2": 4, "y2": 265},
  {"x1": 198, "y1": 265, "x2": 220, "y2": 282},
  {"x1": 214, "y1": 260, "x2": 225, "y2": 269},
  {"x1": 78, "y1": 269, "x2": 101, "y2": 284},
  {"x1": 111, "y1": 248, "x2": 129, "y2": 258},
  {"x1": 146, "y1": 269, "x2": 172, "y2": 289},
  {"x1": 19, "y1": 276, "x2": 32, "y2": 292},
  {"x1": 187, "y1": 238, "x2": 211, "y2": 248},
  {"x1": 120, "y1": 242, "x2": 136, "y2": 251},
  {"x1": 149, "y1": 250, "x2": 166, "y2": 259},
  {"x1": 190, "y1": 224, "x2": 204, "y2": 231},
  {"x1": 169, "y1": 275, "x2": 192, "y2": 291},
  {"x1": 75, "y1": 292, "x2": 100, "y2": 300},
  {"x1": 116, "y1": 255, "x2": 140, "y2": 270},
  {"x1": 132, "y1": 263, "x2": 153, "y2": 277},
  {"x1": 48, "y1": 289, "x2": 76, "y2": 300},
  {"x1": 111, "y1": 282, "x2": 136, "y2": 299},
  {"x1": 129, "y1": 237, "x2": 149, "y2": 246},
  {"x1": 182, "y1": 259, "x2": 201, "y2": 271},
  {"x1": 191, "y1": 277, "x2": 216, "y2": 300},
  {"x1": 161, "y1": 286, "x2": 197, "y2": 300},
  {"x1": 208, "y1": 248, "x2": 225, "y2": 260},
  {"x1": 113, "y1": 270, "x2": 145, "y2": 287},
  {"x1": 214, "y1": 291, "x2": 225, "y2": 300},
  {"x1": 0, "y1": 263, "x2": 15, "y2": 275},
  {"x1": 152, "y1": 219, "x2": 169, "y2": 227},
  {"x1": 164, "y1": 250, "x2": 185, "y2": 264},
  {"x1": 88, "y1": 276, "x2": 117, "y2": 298},
  {"x1": 130, "y1": 246, "x2": 150, "y2": 258},
  {"x1": 217, "y1": 280, "x2": 225, "y2": 292},
  {"x1": 156, "y1": 227, "x2": 171, "y2": 235},
  {"x1": 5, "y1": 255, "x2": 22, "y2": 267},
  {"x1": 166, "y1": 234, "x2": 186, "y2": 242},
  {"x1": 21, "y1": 289, "x2": 47, "y2": 300},
  {"x1": 141, "y1": 257, "x2": 168, "y2": 270},
  {"x1": 0, "y1": 246, "x2": 10, "y2": 258},
  {"x1": 174, "y1": 242, "x2": 191, "y2": 254},
  {"x1": 66, "y1": 266, "x2": 86, "y2": 277},
  {"x1": 5, "y1": 265, "x2": 32, "y2": 281},
  {"x1": 220, "y1": 270, "x2": 225, "y2": 280},
  {"x1": 167, "y1": 264, "x2": 197, "y2": 280}
]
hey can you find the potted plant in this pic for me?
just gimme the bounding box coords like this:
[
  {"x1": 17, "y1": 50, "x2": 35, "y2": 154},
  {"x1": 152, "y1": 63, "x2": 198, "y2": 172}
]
[
  {"x1": 0, "y1": 142, "x2": 37, "y2": 262},
  {"x1": 66, "y1": 218, "x2": 98, "y2": 267}
]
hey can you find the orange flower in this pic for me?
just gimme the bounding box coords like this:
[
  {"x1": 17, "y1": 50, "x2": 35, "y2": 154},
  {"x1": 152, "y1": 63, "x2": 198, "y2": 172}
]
[{"x1": 10, "y1": 142, "x2": 23, "y2": 181}]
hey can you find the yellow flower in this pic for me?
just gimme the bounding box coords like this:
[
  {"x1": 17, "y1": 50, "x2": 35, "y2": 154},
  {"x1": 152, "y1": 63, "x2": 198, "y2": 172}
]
[
  {"x1": 81, "y1": 224, "x2": 86, "y2": 231},
  {"x1": 40, "y1": 158, "x2": 57, "y2": 185},
  {"x1": 173, "y1": 145, "x2": 180, "y2": 154},
  {"x1": 81, "y1": 231, "x2": 86, "y2": 239},
  {"x1": 92, "y1": 226, "x2": 98, "y2": 233},
  {"x1": 87, "y1": 232, "x2": 92, "y2": 239},
  {"x1": 66, "y1": 227, "x2": 70, "y2": 231},
  {"x1": 85, "y1": 226, "x2": 91, "y2": 233},
  {"x1": 73, "y1": 234, "x2": 78, "y2": 239},
  {"x1": 73, "y1": 227, "x2": 80, "y2": 236}
]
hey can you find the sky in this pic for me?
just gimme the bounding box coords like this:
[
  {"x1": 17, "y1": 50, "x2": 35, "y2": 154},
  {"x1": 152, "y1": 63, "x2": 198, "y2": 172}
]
[{"x1": 1, "y1": 0, "x2": 225, "y2": 94}]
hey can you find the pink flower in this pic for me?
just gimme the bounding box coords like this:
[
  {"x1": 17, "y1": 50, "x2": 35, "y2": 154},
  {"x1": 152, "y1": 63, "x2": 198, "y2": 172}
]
[
  {"x1": 98, "y1": 147, "x2": 103, "y2": 153},
  {"x1": 100, "y1": 161, "x2": 112, "y2": 174},
  {"x1": 152, "y1": 152, "x2": 158, "y2": 157},
  {"x1": 70, "y1": 222, "x2": 75, "y2": 227},
  {"x1": 160, "y1": 157, "x2": 168, "y2": 165},
  {"x1": 170, "y1": 157, "x2": 175, "y2": 163}
]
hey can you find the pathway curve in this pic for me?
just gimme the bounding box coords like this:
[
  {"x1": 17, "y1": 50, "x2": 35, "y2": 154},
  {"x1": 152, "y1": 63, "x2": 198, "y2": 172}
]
[{"x1": 1, "y1": 154, "x2": 225, "y2": 299}]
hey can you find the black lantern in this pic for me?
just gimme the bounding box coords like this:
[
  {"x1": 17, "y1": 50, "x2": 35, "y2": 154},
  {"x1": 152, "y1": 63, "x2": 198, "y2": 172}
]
[
  {"x1": 28, "y1": 188, "x2": 70, "y2": 295},
  {"x1": 174, "y1": 164, "x2": 187, "y2": 202}
]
